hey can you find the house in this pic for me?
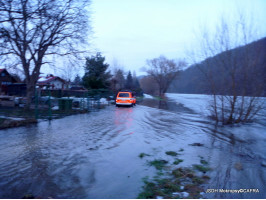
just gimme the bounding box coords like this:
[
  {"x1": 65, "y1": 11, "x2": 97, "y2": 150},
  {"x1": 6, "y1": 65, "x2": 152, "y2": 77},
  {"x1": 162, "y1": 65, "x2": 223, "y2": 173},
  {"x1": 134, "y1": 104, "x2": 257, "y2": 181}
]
[
  {"x1": 37, "y1": 74, "x2": 67, "y2": 89},
  {"x1": 7, "y1": 83, "x2": 27, "y2": 96},
  {"x1": 0, "y1": 68, "x2": 18, "y2": 94}
]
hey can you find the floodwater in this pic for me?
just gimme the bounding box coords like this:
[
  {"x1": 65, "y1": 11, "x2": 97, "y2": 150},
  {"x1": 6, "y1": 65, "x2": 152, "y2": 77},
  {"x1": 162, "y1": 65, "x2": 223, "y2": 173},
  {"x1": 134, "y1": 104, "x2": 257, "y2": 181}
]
[{"x1": 0, "y1": 96, "x2": 265, "y2": 198}]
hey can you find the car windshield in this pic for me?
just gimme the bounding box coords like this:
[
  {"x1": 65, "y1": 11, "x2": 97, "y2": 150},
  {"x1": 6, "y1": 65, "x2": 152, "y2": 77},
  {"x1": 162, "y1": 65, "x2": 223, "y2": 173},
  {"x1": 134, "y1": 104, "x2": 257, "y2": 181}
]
[{"x1": 118, "y1": 93, "x2": 130, "y2": 97}]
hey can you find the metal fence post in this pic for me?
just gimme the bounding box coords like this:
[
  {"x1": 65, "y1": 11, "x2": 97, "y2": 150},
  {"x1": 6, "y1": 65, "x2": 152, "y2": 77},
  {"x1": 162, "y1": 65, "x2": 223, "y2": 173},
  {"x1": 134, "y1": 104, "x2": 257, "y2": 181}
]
[
  {"x1": 87, "y1": 96, "x2": 90, "y2": 111},
  {"x1": 81, "y1": 93, "x2": 85, "y2": 110},
  {"x1": 35, "y1": 86, "x2": 39, "y2": 119},
  {"x1": 48, "y1": 89, "x2": 52, "y2": 120},
  {"x1": 97, "y1": 98, "x2": 100, "y2": 110}
]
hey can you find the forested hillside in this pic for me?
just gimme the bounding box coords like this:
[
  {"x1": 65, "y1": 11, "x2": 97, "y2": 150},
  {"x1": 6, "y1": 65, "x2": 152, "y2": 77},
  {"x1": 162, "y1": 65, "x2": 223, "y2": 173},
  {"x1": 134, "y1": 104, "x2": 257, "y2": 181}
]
[{"x1": 168, "y1": 37, "x2": 266, "y2": 96}]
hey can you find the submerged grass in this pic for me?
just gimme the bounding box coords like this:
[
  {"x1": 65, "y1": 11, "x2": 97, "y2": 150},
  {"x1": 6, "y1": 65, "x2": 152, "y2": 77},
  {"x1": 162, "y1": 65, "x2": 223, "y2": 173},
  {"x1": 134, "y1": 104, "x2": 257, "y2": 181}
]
[
  {"x1": 173, "y1": 159, "x2": 184, "y2": 165},
  {"x1": 200, "y1": 159, "x2": 208, "y2": 165},
  {"x1": 138, "y1": 178, "x2": 182, "y2": 199},
  {"x1": 165, "y1": 151, "x2": 179, "y2": 156},
  {"x1": 193, "y1": 164, "x2": 211, "y2": 173},
  {"x1": 149, "y1": 159, "x2": 168, "y2": 170},
  {"x1": 139, "y1": 153, "x2": 150, "y2": 158},
  {"x1": 138, "y1": 167, "x2": 207, "y2": 199},
  {"x1": 139, "y1": 153, "x2": 211, "y2": 199}
]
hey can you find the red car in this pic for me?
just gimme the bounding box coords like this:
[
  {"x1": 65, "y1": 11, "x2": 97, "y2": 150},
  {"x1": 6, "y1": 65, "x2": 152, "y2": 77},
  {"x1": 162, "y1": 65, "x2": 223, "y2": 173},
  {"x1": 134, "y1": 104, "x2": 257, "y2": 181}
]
[{"x1": 116, "y1": 91, "x2": 136, "y2": 107}]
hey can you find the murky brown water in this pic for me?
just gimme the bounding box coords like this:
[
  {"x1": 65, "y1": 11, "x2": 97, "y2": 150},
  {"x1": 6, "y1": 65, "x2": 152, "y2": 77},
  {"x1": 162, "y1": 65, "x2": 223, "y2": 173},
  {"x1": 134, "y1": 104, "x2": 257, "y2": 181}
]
[{"x1": 0, "y1": 98, "x2": 265, "y2": 198}]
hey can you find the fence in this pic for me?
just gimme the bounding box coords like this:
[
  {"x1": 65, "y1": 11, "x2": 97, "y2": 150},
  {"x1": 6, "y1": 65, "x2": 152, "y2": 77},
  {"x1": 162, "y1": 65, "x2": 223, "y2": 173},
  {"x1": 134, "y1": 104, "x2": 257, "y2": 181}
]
[
  {"x1": 0, "y1": 89, "x2": 115, "y2": 120},
  {"x1": 34, "y1": 89, "x2": 114, "y2": 120}
]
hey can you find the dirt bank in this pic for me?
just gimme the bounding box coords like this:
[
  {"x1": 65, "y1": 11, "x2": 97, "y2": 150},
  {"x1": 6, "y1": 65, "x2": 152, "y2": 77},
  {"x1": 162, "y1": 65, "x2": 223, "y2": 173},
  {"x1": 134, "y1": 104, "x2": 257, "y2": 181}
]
[{"x1": 0, "y1": 117, "x2": 37, "y2": 129}]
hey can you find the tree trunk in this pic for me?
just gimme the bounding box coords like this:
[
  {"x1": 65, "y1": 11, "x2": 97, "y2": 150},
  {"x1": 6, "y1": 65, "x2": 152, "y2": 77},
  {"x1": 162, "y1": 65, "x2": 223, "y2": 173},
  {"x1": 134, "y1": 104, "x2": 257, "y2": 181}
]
[
  {"x1": 25, "y1": 82, "x2": 35, "y2": 110},
  {"x1": 226, "y1": 96, "x2": 237, "y2": 124},
  {"x1": 159, "y1": 87, "x2": 162, "y2": 98},
  {"x1": 25, "y1": 72, "x2": 39, "y2": 110},
  {"x1": 24, "y1": 61, "x2": 42, "y2": 109}
]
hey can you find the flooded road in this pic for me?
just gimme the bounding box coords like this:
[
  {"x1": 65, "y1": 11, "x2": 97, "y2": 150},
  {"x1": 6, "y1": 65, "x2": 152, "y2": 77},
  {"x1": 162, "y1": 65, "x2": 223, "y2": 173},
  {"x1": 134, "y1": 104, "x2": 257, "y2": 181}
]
[{"x1": 0, "y1": 95, "x2": 265, "y2": 198}]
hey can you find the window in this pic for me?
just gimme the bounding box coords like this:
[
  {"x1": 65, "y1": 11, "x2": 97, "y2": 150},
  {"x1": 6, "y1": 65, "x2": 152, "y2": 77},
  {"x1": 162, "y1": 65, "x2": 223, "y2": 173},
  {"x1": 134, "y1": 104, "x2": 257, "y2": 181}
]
[
  {"x1": 2, "y1": 82, "x2": 11, "y2": 85},
  {"x1": 118, "y1": 93, "x2": 130, "y2": 97}
]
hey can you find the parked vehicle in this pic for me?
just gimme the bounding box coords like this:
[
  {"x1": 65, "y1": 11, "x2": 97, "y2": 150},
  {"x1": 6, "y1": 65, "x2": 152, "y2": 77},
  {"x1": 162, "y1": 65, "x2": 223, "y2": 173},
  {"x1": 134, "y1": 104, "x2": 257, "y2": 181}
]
[{"x1": 116, "y1": 91, "x2": 136, "y2": 107}]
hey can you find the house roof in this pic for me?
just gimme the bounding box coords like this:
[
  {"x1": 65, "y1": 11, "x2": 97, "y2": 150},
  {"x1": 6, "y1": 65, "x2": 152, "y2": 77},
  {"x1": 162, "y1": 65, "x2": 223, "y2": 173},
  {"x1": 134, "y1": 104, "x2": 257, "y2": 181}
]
[
  {"x1": 37, "y1": 75, "x2": 66, "y2": 85},
  {"x1": 0, "y1": 68, "x2": 19, "y2": 82}
]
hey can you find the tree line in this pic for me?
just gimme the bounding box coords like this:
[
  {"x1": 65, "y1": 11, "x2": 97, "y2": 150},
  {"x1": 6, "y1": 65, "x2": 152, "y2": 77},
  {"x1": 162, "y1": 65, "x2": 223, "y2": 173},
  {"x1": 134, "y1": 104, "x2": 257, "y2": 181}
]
[
  {"x1": 73, "y1": 52, "x2": 143, "y2": 96},
  {"x1": 74, "y1": 53, "x2": 187, "y2": 98}
]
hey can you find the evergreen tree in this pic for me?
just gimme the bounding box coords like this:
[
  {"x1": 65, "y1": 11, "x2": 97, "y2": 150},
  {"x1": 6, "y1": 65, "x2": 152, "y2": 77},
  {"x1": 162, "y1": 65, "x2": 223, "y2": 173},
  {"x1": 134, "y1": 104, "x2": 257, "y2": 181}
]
[
  {"x1": 132, "y1": 71, "x2": 140, "y2": 89},
  {"x1": 132, "y1": 71, "x2": 143, "y2": 96},
  {"x1": 82, "y1": 53, "x2": 111, "y2": 89},
  {"x1": 115, "y1": 69, "x2": 125, "y2": 90},
  {"x1": 73, "y1": 74, "x2": 82, "y2": 85},
  {"x1": 125, "y1": 71, "x2": 133, "y2": 89}
]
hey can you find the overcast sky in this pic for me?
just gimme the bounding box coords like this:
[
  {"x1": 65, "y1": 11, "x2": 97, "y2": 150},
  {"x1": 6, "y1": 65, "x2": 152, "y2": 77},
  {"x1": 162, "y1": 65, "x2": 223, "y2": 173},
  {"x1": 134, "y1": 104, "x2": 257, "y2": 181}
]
[{"x1": 90, "y1": 0, "x2": 266, "y2": 75}]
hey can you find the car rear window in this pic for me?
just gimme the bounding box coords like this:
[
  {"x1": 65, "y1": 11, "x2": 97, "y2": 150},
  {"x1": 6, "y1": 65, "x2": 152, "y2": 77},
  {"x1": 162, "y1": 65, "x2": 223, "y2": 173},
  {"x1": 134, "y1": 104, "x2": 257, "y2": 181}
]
[{"x1": 118, "y1": 93, "x2": 130, "y2": 97}]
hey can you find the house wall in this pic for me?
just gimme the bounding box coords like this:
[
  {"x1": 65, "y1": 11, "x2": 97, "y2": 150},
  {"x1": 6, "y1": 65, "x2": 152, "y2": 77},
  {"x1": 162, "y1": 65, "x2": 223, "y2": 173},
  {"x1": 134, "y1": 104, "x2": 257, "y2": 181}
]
[
  {"x1": 0, "y1": 70, "x2": 17, "y2": 94},
  {"x1": 51, "y1": 79, "x2": 64, "y2": 89},
  {"x1": 0, "y1": 70, "x2": 14, "y2": 84}
]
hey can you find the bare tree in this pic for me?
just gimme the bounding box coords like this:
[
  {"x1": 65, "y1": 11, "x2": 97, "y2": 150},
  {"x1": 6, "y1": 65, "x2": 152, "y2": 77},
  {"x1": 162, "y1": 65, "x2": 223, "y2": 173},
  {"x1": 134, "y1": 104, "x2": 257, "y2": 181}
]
[
  {"x1": 110, "y1": 68, "x2": 125, "y2": 92},
  {"x1": 109, "y1": 58, "x2": 126, "y2": 92},
  {"x1": 146, "y1": 55, "x2": 186, "y2": 97},
  {"x1": 192, "y1": 14, "x2": 265, "y2": 124},
  {"x1": 0, "y1": 0, "x2": 91, "y2": 108},
  {"x1": 139, "y1": 75, "x2": 158, "y2": 96},
  {"x1": 115, "y1": 69, "x2": 125, "y2": 90}
]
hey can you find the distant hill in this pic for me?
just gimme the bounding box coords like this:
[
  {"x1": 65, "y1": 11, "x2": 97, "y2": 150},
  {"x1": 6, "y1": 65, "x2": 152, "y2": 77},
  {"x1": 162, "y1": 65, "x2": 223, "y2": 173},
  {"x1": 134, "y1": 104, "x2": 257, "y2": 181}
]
[{"x1": 168, "y1": 37, "x2": 266, "y2": 96}]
